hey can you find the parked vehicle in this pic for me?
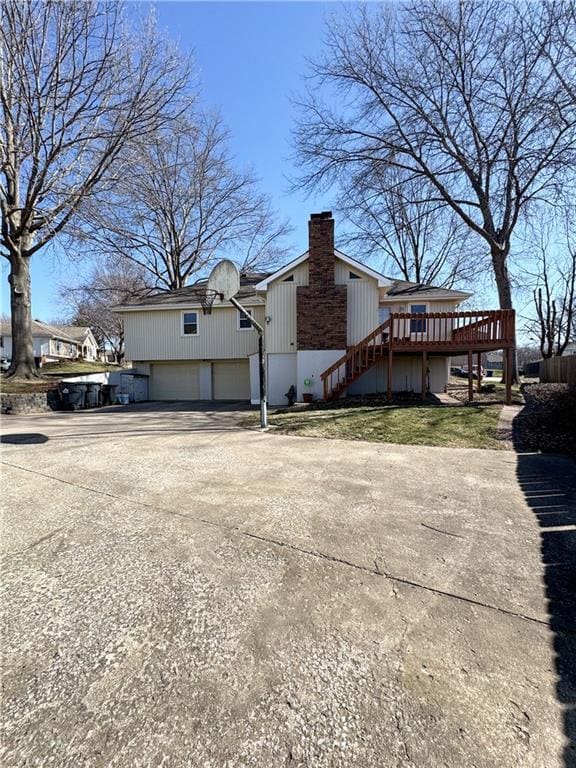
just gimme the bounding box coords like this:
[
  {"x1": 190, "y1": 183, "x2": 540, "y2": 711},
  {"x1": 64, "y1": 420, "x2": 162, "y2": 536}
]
[
  {"x1": 461, "y1": 365, "x2": 486, "y2": 379},
  {"x1": 454, "y1": 365, "x2": 485, "y2": 380}
]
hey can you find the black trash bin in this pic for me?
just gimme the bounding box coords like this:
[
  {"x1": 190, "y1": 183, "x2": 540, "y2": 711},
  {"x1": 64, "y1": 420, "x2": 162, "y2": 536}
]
[
  {"x1": 59, "y1": 386, "x2": 71, "y2": 410},
  {"x1": 101, "y1": 384, "x2": 111, "y2": 406},
  {"x1": 85, "y1": 383, "x2": 101, "y2": 408},
  {"x1": 66, "y1": 383, "x2": 87, "y2": 410}
]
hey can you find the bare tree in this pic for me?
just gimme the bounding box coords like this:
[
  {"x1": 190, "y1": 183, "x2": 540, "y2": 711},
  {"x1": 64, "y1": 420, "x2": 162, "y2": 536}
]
[
  {"x1": 525, "y1": 236, "x2": 576, "y2": 359},
  {"x1": 343, "y1": 167, "x2": 475, "y2": 287},
  {"x1": 294, "y1": 1, "x2": 576, "y2": 378},
  {"x1": 0, "y1": 1, "x2": 192, "y2": 378},
  {"x1": 76, "y1": 113, "x2": 292, "y2": 291},
  {"x1": 61, "y1": 259, "x2": 151, "y2": 363}
]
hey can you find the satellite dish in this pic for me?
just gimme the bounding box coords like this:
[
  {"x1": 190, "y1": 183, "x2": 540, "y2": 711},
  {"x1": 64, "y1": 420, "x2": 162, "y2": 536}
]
[{"x1": 207, "y1": 260, "x2": 240, "y2": 301}]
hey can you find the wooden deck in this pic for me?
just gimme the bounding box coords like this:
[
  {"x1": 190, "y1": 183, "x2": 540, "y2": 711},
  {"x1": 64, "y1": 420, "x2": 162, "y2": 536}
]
[{"x1": 321, "y1": 309, "x2": 515, "y2": 403}]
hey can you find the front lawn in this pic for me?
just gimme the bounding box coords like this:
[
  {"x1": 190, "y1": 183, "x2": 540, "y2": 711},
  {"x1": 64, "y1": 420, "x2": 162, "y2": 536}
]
[{"x1": 245, "y1": 403, "x2": 505, "y2": 449}]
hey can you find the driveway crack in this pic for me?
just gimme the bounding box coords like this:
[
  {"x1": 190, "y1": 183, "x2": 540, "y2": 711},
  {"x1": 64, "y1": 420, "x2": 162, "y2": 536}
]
[{"x1": 1, "y1": 459, "x2": 550, "y2": 628}]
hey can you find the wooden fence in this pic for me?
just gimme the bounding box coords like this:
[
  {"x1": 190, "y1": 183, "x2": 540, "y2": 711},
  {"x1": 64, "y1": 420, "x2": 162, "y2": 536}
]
[{"x1": 539, "y1": 356, "x2": 576, "y2": 385}]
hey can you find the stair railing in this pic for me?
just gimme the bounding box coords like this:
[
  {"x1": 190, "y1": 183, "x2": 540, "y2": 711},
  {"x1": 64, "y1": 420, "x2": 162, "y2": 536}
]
[{"x1": 321, "y1": 318, "x2": 391, "y2": 400}]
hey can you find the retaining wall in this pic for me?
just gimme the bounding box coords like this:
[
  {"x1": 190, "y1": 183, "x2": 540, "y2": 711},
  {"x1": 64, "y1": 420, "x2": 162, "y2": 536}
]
[{"x1": 1, "y1": 390, "x2": 60, "y2": 415}]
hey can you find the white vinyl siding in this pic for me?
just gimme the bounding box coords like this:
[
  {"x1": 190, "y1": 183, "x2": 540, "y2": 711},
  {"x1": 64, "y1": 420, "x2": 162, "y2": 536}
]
[
  {"x1": 212, "y1": 360, "x2": 250, "y2": 400},
  {"x1": 123, "y1": 305, "x2": 265, "y2": 361},
  {"x1": 334, "y1": 258, "x2": 380, "y2": 345},
  {"x1": 265, "y1": 262, "x2": 308, "y2": 354},
  {"x1": 335, "y1": 258, "x2": 370, "y2": 283},
  {"x1": 150, "y1": 362, "x2": 200, "y2": 400},
  {"x1": 345, "y1": 280, "x2": 379, "y2": 345}
]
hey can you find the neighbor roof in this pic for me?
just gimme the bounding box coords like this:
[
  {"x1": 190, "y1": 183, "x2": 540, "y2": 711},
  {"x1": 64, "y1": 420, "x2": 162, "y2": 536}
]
[
  {"x1": 381, "y1": 278, "x2": 471, "y2": 300},
  {"x1": 0, "y1": 320, "x2": 81, "y2": 343},
  {"x1": 114, "y1": 272, "x2": 270, "y2": 311},
  {"x1": 51, "y1": 325, "x2": 93, "y2": 342}
]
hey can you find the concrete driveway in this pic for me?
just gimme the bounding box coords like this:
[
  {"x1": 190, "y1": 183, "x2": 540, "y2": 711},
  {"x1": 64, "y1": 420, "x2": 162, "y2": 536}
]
[{"x1": 1, "y1": 403, "x2": 575, "y2": 767}]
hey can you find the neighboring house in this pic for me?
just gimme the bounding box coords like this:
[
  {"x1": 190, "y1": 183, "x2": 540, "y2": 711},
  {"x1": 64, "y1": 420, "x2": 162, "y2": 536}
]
[
  {"x1": 116, "y1": 212, "x2": 514, "y2": 405},
  {"x1": 0, "y1": 321, "x2": 99, "y2": 365},
  {"x1": 451, "y1": 350, "x2": 503, "y2": 372},
  {"x1": 50, "y1": 325, "x2": 100, "y2": 361},
  {"x1": 562, "y1": 341, "x2": 576, "y2": 356}
]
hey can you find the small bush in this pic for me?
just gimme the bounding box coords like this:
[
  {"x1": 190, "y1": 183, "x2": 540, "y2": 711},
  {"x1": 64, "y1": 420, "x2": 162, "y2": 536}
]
[{"x1": 519, "y1": 384, "x2": 576, "y2": 456}]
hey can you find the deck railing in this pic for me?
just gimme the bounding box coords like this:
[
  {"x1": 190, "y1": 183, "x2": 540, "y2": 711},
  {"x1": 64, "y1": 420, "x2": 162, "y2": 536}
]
[
  {"x1": 390, "y1": 309, "x2": 515, "y2": 348},
  {"x1": 320, "y1": 309, "x2": 515, "y2": 401}
]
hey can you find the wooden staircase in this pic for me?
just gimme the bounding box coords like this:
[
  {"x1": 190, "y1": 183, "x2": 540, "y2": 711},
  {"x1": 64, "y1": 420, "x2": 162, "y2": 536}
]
[
  {"x1": 319, "y1": 309, "x2": 516, "y2": 401},
  {"x1": 320, "y1": 319, "x2": 391, "y2": 401}
]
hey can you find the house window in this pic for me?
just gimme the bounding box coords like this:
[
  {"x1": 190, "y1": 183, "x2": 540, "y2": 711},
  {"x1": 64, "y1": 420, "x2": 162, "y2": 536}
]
[
  {"x1": 378, "y1": 307, "x2": 390, "y2": 325},
  {"x1": 238, "y1": 308, "x2": 253, "y2": 330},
  {"x1": 182, "y1": 312, "x2": 198, "y2": 335},
  {"x1": 349, "y1": 271, "x2": 361, "y2": 279},
  {"x1": 283, "y1": 274, "x2": 294, "y2": 282},
  {"x1": 410, "y1": 304, "x2": 427, "y2": 333}
]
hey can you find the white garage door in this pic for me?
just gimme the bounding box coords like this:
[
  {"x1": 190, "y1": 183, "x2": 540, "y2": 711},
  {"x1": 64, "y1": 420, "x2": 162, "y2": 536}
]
[
  {"x1": 212, "y1": 360, "x2": 250, "y2": 400},
  {"x1": 150, "y1": 363, "x2": 200, "y2": 400}
]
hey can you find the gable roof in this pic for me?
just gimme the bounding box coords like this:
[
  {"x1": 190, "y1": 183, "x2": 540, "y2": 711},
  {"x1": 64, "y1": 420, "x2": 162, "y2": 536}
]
[
  {"x1": 254, "y1": 250, "x2": 391, "y2": 290},
  {"x1": 114, "y1": 272, "x2": 270, "y2": 311},
  {"x1": 51, "y1": 325, "x2": 94, "y2": 342},
  {"x1": 0, "y1": 320, "x2": 82, "y2": 343}
]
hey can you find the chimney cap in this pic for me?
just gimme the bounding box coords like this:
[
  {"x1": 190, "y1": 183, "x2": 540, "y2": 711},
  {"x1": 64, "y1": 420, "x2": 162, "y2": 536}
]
[{"x1": 310, "y1": 211, "x2": 333, "y2": 220}]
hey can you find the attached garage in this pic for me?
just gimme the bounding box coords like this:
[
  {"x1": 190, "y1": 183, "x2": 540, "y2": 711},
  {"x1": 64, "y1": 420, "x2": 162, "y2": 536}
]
[
  {"x1": 212, "y1": 360, "x2": 250, "y2": 400},
  {"x1": 150, "y1": 362, "x2": 200, "y2": 400}
]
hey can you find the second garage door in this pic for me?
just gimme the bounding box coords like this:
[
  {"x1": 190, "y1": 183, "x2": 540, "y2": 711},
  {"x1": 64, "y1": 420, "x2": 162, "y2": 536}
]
[
  {"x1": 212, "y1": 360, "x2": 250, "y2": 400},
  {"x1": 150, "y1": 362, "x2": 200, "y2": 400}
]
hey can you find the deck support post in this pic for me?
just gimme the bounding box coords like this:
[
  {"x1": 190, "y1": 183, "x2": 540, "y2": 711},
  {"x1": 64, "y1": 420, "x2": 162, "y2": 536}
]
[
  {"x1": 505, "y1": 346, "x2": 512, "y2": 405},
  {"x1": 387, "y1": 349, "x2": 393, "y2": 402},
  {"x1": 468, "y1": 350, "x2": 474, "y2": 402},
  {"x1": 421, "y1": 351, "x2": 427, "y2": 401},
  {"x1": 477, "y1": 352, "x2": 482, "y2": 393}
]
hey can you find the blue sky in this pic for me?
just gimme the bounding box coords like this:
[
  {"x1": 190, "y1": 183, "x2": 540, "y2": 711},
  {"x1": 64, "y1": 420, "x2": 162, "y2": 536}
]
[{"x1": 1, "y1": 1, "x2": 340, "y2": 322}]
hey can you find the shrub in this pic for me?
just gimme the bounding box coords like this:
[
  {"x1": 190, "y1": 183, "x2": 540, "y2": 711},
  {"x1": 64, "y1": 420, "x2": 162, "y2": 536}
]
[{"x1": 519, "y1": 384, "x2": 576, "y2": 456}]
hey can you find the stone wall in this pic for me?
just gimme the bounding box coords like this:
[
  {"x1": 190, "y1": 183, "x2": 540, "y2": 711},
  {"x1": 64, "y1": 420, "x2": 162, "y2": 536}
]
[{"x1": 1, "y1": 389, "x2": 60, "y2": 415}]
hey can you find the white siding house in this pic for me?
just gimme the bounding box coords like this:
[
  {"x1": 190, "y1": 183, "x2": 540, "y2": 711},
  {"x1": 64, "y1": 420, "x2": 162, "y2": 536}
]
[
  {"x1": 0, "y1": 321, "x2": 99, "y2": 365},
  {"x1": 116, "y1": 213, "x2": 472, "y2": 405}
]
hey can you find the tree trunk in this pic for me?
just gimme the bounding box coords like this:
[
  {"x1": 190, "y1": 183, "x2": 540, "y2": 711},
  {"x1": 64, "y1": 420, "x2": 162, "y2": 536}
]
[
  {"x1": 491, "y1": 243, "x2": 518, "y2": 383},
  {"x1": 6, "y1": 251, "x2": 40, "y2": 379}
]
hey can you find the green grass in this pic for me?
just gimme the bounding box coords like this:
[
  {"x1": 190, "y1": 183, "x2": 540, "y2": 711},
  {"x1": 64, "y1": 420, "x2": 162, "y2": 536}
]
[{"x1": 244, "y1": 403, "x2": 506, "y2": 449}]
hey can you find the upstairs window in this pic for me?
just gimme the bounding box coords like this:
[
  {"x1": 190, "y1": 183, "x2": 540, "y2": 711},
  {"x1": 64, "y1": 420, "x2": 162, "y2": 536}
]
[
  {"x1": 349, "y1": 271, "x2": 361, "y2": 279},
  {"x1": 182, "y1": 312, "x2": 198, "y2": 335},
  {"x1": 238, "y1": 308, "x2": 253, "y2": 330},
  {"x1": 283, "y1": 274, "x2": 294, "y2": 282},
  {"x1": 410, "y1": 304, "x2": 427, "y2": 333}
]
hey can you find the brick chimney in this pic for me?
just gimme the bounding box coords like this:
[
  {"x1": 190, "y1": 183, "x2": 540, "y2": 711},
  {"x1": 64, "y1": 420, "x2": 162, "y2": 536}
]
[{"x1": 297, "y1": 212, "x2": 347, "y2": 350}]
